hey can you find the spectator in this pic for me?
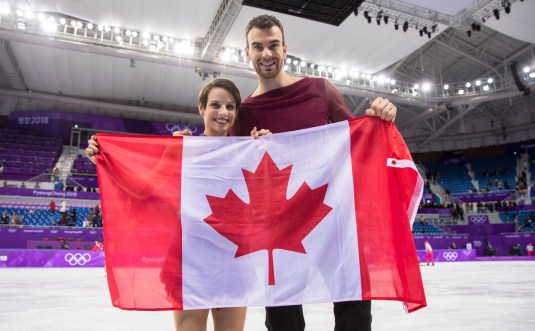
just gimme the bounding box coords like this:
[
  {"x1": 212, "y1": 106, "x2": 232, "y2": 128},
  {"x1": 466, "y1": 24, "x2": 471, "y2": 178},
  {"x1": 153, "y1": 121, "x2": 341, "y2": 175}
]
[
  {"x1": 53, "y1": 167, "x2": 60, "y2": 181},
  {"x1": 424, "y1": 241, "x2": 435, "y2": 266},
  {"x1": 68, "y1": 208, "x2": 77, "y2": 226},
  {"x1": 523, "y1": 217, "x2": 532, "y2": 230},
  {"x1": 57, "y1": 215, "x2": 66, "y2": 226},
  {"x1": 509, "y1": 244, "x2": 522, "y2": 256},
  {"x1": 60, "y1": 239, "x2": 69, "y2": 249},
  {"x1": 89, "y1": 210, "x2": 99, "y2": 228},
  {"x1": 526, "y1": 243, "x2": 533, "y2": 257},
  {"x1": 449, "y1": 242, "x2": 457, "y2": 250},
  {"x1": 49, "y1": 200, "x2": 56, "y2": 214},
  {"x1": 9, "y1": 213, "x2": 22, "y2": 226},
  {"x1": 60, "y1": 200, "x2": 67, "y2": 219},
  {"x1": 417, "y1": 215, "x2": 425, "y2": 225},
  {"x1": 93, "y1": 241, "x2": 104, "y2": 252},
  {"x1": 1, "y1": 211, "x2": 9, "y2": 225}
]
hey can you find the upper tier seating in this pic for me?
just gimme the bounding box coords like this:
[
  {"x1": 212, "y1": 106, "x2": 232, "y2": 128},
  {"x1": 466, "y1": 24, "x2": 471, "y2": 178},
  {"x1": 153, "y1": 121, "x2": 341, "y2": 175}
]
[
  {"x1": 0, "y1": 129, "x2": 62, "y2": 181},
  {"x1": 471, "y1": 155, "x2": 516, "y2": 192},
  {"x1": 424, "y1": 161, "x2": 474, "y2": 194}
]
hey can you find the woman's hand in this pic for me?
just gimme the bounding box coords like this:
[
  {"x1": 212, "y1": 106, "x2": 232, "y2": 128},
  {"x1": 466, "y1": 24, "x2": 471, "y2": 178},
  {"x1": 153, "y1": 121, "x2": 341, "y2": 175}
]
[
  {"x1": 172, "y1": 129, "x2": 192, "y2": 136},
  {"x1": 250, "y1": 127, "x2": 272, "y2": 138}
]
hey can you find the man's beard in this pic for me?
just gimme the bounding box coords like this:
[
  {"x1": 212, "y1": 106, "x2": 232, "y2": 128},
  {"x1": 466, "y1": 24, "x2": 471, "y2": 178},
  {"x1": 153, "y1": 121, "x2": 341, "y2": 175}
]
[{"x1": 253, "y1": 60, "x2": 282, "y2": 79}]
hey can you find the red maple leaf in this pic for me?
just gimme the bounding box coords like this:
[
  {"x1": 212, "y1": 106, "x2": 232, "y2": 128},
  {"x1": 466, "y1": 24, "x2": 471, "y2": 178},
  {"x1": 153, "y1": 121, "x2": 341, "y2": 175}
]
[{"x1": 204, "y1": 152, "x2": 332, "y2": 285}]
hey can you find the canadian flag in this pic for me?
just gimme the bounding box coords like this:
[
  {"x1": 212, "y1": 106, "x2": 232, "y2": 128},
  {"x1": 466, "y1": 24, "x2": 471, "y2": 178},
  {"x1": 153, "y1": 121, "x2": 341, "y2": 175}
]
[{"x1": 96, "y1": 117, "x2": 426, "y2": 313}]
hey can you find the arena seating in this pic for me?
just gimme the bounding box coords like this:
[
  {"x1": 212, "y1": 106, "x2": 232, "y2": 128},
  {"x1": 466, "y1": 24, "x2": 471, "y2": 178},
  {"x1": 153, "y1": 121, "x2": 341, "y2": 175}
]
[
  {"x1": 424, "y1": 161, "x2": 475, "y2": 194},
  {"x1": 0, "y1": 129, "x2": 62, "y2": 181},
  {"x1": 69, "y1": 154, "x2": 98, "y2": 188},
  {"x1": 412, "y1": 220, "x2": 448, "y2": 234},
  {"x1": 0, "y1": 202, "x2": 97, "y2": 227},
  {"x1": 470, "y1": 155, "x2": 516, "y2": 192}
]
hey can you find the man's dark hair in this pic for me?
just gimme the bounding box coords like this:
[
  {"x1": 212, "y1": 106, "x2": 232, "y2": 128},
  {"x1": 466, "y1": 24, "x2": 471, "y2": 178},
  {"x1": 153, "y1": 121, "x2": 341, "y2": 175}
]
[{"x1": 245, "y1": 14, "x2": 285, "y2": 46}]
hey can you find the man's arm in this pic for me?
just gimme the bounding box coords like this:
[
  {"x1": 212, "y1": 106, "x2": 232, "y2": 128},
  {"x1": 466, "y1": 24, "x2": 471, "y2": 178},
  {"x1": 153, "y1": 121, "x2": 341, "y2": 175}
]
[{"x1": 324, "y1": 79, "x2": 397, "y2": 122}]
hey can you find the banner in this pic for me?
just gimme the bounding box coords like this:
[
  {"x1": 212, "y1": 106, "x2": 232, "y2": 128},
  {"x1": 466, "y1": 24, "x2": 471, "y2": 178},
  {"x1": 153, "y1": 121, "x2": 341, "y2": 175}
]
[{"x1": 0, "y1": 249, "x2": 104, "y2": 267}]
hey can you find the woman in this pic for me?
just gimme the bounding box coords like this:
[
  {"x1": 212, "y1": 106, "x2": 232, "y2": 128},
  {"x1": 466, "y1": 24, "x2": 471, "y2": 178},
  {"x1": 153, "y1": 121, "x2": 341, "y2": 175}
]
[{"x1": 86, "y1": 77, "x2": 270, "y2": 331}]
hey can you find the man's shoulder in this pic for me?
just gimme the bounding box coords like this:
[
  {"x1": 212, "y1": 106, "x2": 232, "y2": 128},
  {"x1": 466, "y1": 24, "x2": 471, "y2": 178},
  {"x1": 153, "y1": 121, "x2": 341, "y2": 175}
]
[{"x1": 244, "y1": 76, "x2": 323, "y2": 103}]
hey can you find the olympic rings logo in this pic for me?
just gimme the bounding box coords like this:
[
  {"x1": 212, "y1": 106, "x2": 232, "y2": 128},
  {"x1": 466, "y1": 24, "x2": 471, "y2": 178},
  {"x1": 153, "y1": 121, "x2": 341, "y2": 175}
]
[
  {"x1": 64, "y1": 253, "x2": 92, "y2": 266},
  {"x1": 442, "y1": 251, "x2": 459, "y2": 261},
  {"x1": 165, "y1": 123, "x2": 199, "y2": 134},
  {"x1": 469, "y1": 216, "x2": 488, "y2": 224}
]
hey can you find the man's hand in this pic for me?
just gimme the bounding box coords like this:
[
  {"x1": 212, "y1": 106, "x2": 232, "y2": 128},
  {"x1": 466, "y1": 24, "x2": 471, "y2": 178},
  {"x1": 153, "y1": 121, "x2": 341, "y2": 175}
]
[
  {"x1": 85, "y1": 135, "x2": 99, "y2": 164},
  {"x1": 365, "y1": 97, "x2": 397, "y2": 121}
]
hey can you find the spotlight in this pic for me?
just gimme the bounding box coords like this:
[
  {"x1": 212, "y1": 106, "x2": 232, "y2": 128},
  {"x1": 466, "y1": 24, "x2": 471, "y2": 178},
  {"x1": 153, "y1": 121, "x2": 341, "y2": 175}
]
[
  {"x1": 376, "y1": 10, "x2": 383, "y2": 25},
  {"x1": 467, "y1": 30, "x2": 471, "y2": 37},
  {"x1": 493, "y1": 8, "x2": 500, "y2": 20},
  {"x1": 503, "y1": 1, "x2": 511, "y2": 13}
]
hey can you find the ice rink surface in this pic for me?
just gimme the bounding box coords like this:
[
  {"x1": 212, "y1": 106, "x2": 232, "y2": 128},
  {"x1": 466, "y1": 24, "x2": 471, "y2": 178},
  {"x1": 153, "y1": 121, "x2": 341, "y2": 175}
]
[{"x1": 1, "y1": 261, "x2": 534, "y2": 331}]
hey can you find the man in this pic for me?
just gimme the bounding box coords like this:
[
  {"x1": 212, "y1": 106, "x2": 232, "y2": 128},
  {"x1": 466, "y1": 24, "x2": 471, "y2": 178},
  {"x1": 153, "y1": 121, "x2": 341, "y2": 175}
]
[
  {"x1": 232, "y1": 14, "x2": 397, "y2": 331},
  {"x1": 424, "y1": 240, "x2": 434, "y2": 266}
]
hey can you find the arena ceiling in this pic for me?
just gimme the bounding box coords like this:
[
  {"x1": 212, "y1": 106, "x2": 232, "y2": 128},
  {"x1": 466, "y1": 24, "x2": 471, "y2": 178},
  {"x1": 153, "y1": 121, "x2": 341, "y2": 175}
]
[{"x1": 0, "y1": 0, "x2": 534, "y2": 152}]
